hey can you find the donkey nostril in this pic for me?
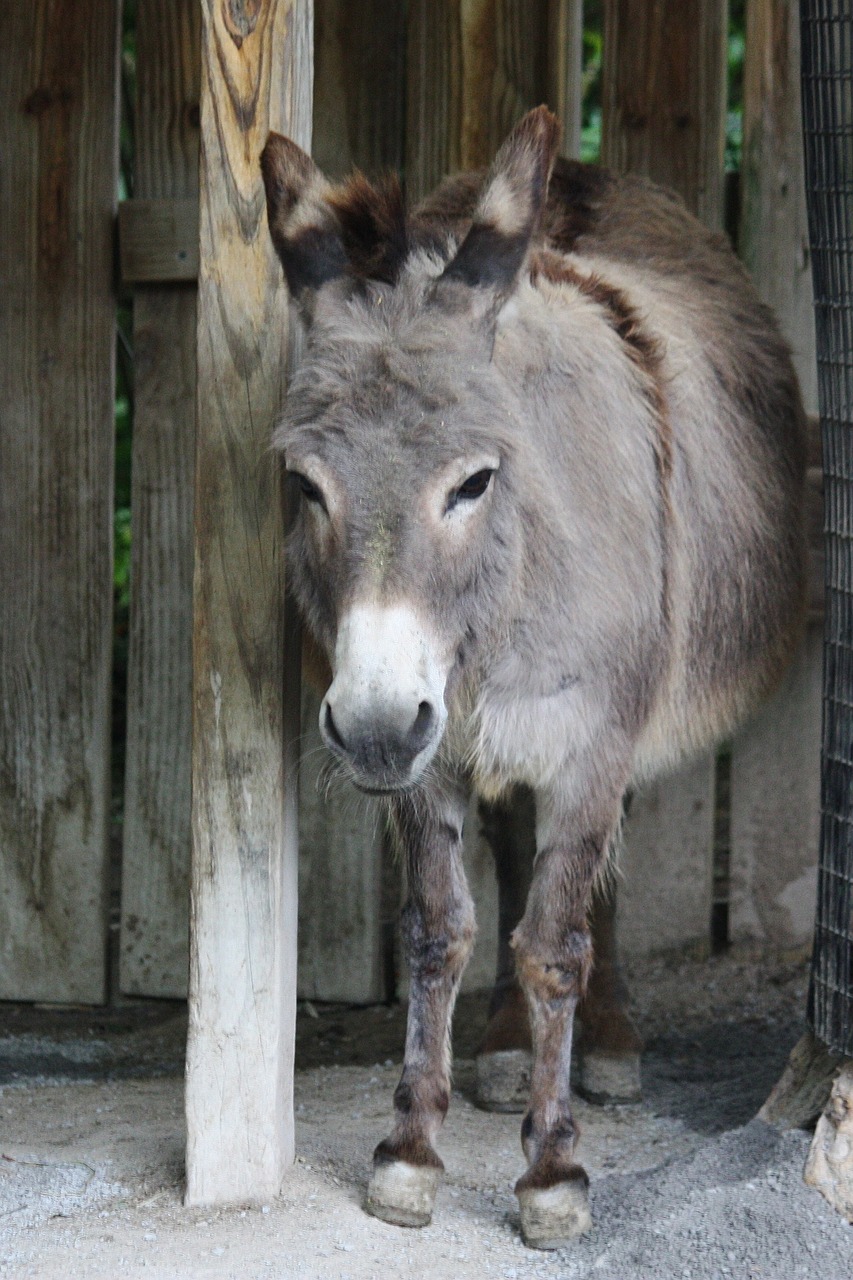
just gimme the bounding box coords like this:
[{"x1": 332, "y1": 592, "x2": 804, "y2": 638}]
[
  {"x1": 323, "y1": 702, "x2": 348, "y2": 754},
  {"x1": 409, "y1": 700, "x2": 436, "y2": 752}
]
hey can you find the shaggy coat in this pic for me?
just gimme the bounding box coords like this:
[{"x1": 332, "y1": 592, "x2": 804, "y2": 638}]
[{"x1": 261, "y1": 108, "x2": 807, "y2": 1247}]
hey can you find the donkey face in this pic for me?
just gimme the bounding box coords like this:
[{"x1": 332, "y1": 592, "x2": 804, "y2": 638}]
[{"x1": 262, "y1": 110, "x2": 560, "y2": 792}]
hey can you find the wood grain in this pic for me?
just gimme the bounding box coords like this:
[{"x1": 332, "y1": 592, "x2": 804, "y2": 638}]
[
  {"x1": 119, "y1": 0, "x2": 200, "y2": 1000},
  {"x1": 601, "y1": 0, "x2": 727, "y2": 229},
  {"x1": 185, "y1": 0, "x2": 311, "y2": 1206},
  {"x1": 0, "y1": 1, "x2": 119, "y2": 1003},
  {"x1": 313, "y1": 0, "x2": 405, "y2": 179},
  {"x1": 406, "y1": 0, "x2": 551, "y2": 202},
  {"x1": 119, "y1": 197, "x2": 199, "y2": 283},
  {"x1": 729, "y1": 0, "x2": 821, "y2": 956}
]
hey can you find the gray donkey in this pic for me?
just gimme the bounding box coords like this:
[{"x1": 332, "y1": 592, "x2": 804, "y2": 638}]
[{"x1": 261, "y1": 108, "x2": 807, "y2": 1249}]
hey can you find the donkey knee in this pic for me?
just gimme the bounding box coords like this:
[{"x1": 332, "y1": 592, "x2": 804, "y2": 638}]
[{"x1": 512, "y1": 927, "x2": 593, "y2": 1004}]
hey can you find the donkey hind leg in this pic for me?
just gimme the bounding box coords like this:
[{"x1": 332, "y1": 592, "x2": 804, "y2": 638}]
[
  {"x1": 576, "y1": 872, "x2": 643, "y2": 1103},
  {"x1": 512, "y1": 789, "x2": 624, "y2": 1249},
  {"x1": 364, "y1": 779, "x2": 475, "y2": 1229},
  {"x1": 475, "y1": 787, "x2": 534, "y2": 1112}
]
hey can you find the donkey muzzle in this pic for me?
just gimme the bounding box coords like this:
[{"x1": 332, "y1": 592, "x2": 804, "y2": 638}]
[{"x1": 319, "y1": 600, "x2": 449, "y2": 790}]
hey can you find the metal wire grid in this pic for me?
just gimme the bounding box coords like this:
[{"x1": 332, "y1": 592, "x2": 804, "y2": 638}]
[{"x1": 801, "y1": 2, "x2": 853, "y2": 1056}]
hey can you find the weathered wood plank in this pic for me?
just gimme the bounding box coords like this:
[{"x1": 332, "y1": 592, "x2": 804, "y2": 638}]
[
  {"x1": 617, "y1": 756, "x2": 716, "y2": 960},
  {"x1": 0, "y1": 1, "x2": 119, "y2": 1003},
  {"x1": 729, "y1": 0, "x2": 821, "y2": 957},
  {"x1": 406, "y1": 0, "x2": 551, "y2": 202},
  {"x1": 601, "y1": 0, "x2": 727, "y2": 230},
  {"x1": 603, "y1": 0, "x2": 726, "y2": 959},
  {"x1": 313, "y1": 0, "x2": 405, "y2": 179},
  {"x1": 119, "y1": 198, "x2": 199, "y2": 283},
  {"x1": 119, "y1": 0, "x2": 200, "y2": 999},
  {"x1": 185, "y1": 0, "x2": 311, "y2": 1206},
  {"x1": 547, "y1": 0, "x2": 584, "y2": 158}
]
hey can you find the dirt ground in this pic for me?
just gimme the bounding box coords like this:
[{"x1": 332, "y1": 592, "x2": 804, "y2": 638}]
[{"x1": 1, "y1": 951, "x2": 851, "y2": 1279}]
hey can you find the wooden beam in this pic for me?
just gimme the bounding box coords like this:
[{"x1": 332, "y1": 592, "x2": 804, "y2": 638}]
[
  {"x1": 119, "y1": 198, "x2": 199, "y2": 283},
  {"x1": 119, "y1": 0, "x2": 200, "y2": 999},
  {"x1": 313, "y1": 0, "x2": 405, "y2": 179},
  {"x1": 601, "y1": 0, "x2": 727, "y2": 229},
  {"x1": 729, "y1": 0, "x2": 822, "y2": 957},
  {"x1": 547, "y1": 0, "x2": 584, "y2": 159},
  {"x1": 185, "y1": 0, "x2": 311, "y2": 1206},
  {"x1": 0, "y1": 1, "x2": 119, "y2": 1002},
  {"x1": 406, "y1": 0, "x2": 552, "y2": 202}
]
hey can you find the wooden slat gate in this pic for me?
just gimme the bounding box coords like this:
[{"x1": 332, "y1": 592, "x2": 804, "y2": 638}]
[{"x1": 0, "y1": 0, "x2": 823, "y2": 1044}]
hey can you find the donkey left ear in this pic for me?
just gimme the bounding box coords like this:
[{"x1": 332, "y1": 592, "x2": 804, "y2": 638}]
[
  {"x1": 435, "y1": 106, "x2": 560, "y2": 311},
  {"x1": 261, "y1": 132, "x2": 348, "y2": 319}
]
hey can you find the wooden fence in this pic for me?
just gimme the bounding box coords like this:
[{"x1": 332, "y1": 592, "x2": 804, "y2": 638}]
[{"x1": 1, "y1": 0, "x2": 821, "y2": 1026}]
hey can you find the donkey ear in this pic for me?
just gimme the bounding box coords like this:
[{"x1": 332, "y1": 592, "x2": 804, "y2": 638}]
[
  {"x1": 261, "y1": 133, "x2": 348, "y2": 318},
  {"x1": 435, "y1": 106, "x2": 560, "y2": 311}
]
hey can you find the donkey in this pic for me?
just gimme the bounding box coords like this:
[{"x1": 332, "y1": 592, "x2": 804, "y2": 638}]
[{"x1": 261, "y1": 108, "x2": 807, "y2": 1248}]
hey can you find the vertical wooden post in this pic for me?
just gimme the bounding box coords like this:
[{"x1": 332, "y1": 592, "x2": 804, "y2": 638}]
[
  {"x1": 0, "y1": 2, "x2": 119, "y2": 1002},
  {"x1": 602, "y1": 0, "x2": 727, "y2": 958},
  {"x1": 185, "y1": 0, "x2": 311, "y2": 1206},
  {"x1": 601, "y1": 0, "x2": 727, "y2": 229},
  {"x1": 547, "y1": 0, "x2": 584, "y2": 159},
  {"x1": 406, "y1": 0, "x2": 551, "y2": 202},
  {"x1": 120, "y1": 0, "x2": 201, "y2": 998},
  {"x1": 729, "y1": 0, "x2": 821, "y2": 955}
]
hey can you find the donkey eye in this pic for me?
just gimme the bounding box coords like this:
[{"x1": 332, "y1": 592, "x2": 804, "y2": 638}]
[
  {"x1": 452, "y1": 469, "x2": 494, "y2": 506},
  {"x1": 296, "y1": 473, "x2": 324, "y2": 506}
]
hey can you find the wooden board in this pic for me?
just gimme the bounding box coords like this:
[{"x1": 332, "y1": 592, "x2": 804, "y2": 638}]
[
  {"x1": 406, "y1": 0, "x2": 552, "y2": 202},
  {"x1": 119, "y1": 198, "x2": 199, "y2": 284},
  {"x1": 601, "y1": 0, "x2": 727, "y2": 230},
  {"x1": 119, "y1": 0, "x2": 200, "y2": 1000},
  {"x1": 313, "y1": 0, "x2": 405, "y2": 179},
  {"x1": 185, "y1": 0, "x2": 311, "y2": 1206},
  {"x1": 730, "y1": 623, "x2": 822, "y2": 954},
  {"x1": 0, "y1": 2, "x2": 119, "y2": 1003},
  {"x1": 297, "y1": 685, "x2": 384, "y2": 1003},
  {"x1": 617, "y1": 757, "x2": 716, "y2": 960},
  {"x1": 729, "y1": 0, "x2": 822, "y2": 957}
]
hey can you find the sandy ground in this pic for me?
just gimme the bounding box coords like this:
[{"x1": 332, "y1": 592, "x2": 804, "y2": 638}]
[{"x1": 1, "y1": 953, "x2": 851, "y2": 1279}]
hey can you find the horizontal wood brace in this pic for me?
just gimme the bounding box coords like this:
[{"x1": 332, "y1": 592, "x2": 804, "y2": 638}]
[{"x1": 118, "y1": 198, "x2": 199, "y2": 283}]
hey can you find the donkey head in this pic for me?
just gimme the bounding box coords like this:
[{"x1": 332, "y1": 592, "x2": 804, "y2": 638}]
[{"x1": 262, "y1": 109, "x2": 560, "y2": 793}]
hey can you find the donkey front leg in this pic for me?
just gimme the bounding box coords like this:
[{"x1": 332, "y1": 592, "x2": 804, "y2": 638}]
[
  {"x1": 365, "y1": 780, "x2": 475, "y2": 1229},
  {"x1": 512, "y1": 788, "x2": 623, "y2": 1249}
]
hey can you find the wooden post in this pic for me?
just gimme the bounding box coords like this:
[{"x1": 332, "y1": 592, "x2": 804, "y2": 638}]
[
  {"x1": 120, "y1": 0, "x2": 201, "y2": 998},
  {"x1": 185, "y1": 0, "x2": 311, "y2": 1206},
  {"x1": 602, "y1": 0, "x2": 727, "y2": 958},
  {"x1": 0, "y1": 2, "x2": 119, "y2": 1002},
  {"x1": 729, "y1": 0, "x2": 821, "y2": 956},
  {"x1": 406, "y1": 0, "x2": 553, "y2": 202},
  {"x1": 601, "y1": 0, "x2": 727, "y2": 229}
]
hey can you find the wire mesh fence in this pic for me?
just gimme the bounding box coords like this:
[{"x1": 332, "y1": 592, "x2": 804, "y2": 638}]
[{"x1": 802, "y1": 1, "x2": 853, "y2": 1056}]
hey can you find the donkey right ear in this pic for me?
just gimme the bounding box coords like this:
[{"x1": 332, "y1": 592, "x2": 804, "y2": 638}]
[{"x1": 261, "y1": 133, "x2": 348, "y2": 319}]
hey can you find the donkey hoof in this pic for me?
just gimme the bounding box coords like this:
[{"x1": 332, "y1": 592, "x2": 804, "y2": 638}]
[
  {"x1": 364, "y1": 1159, "x2": 441, "y2": 1228},
  {"x1": 576, "y1": 1049, "x2": 642, "y2": 1105},
  {"x1": 516, "y1": 1170, "x2": 592, "y2": 1249},
  {"x1": 475, "y1": 1049, "x2": 532, "y2": 1112}
]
